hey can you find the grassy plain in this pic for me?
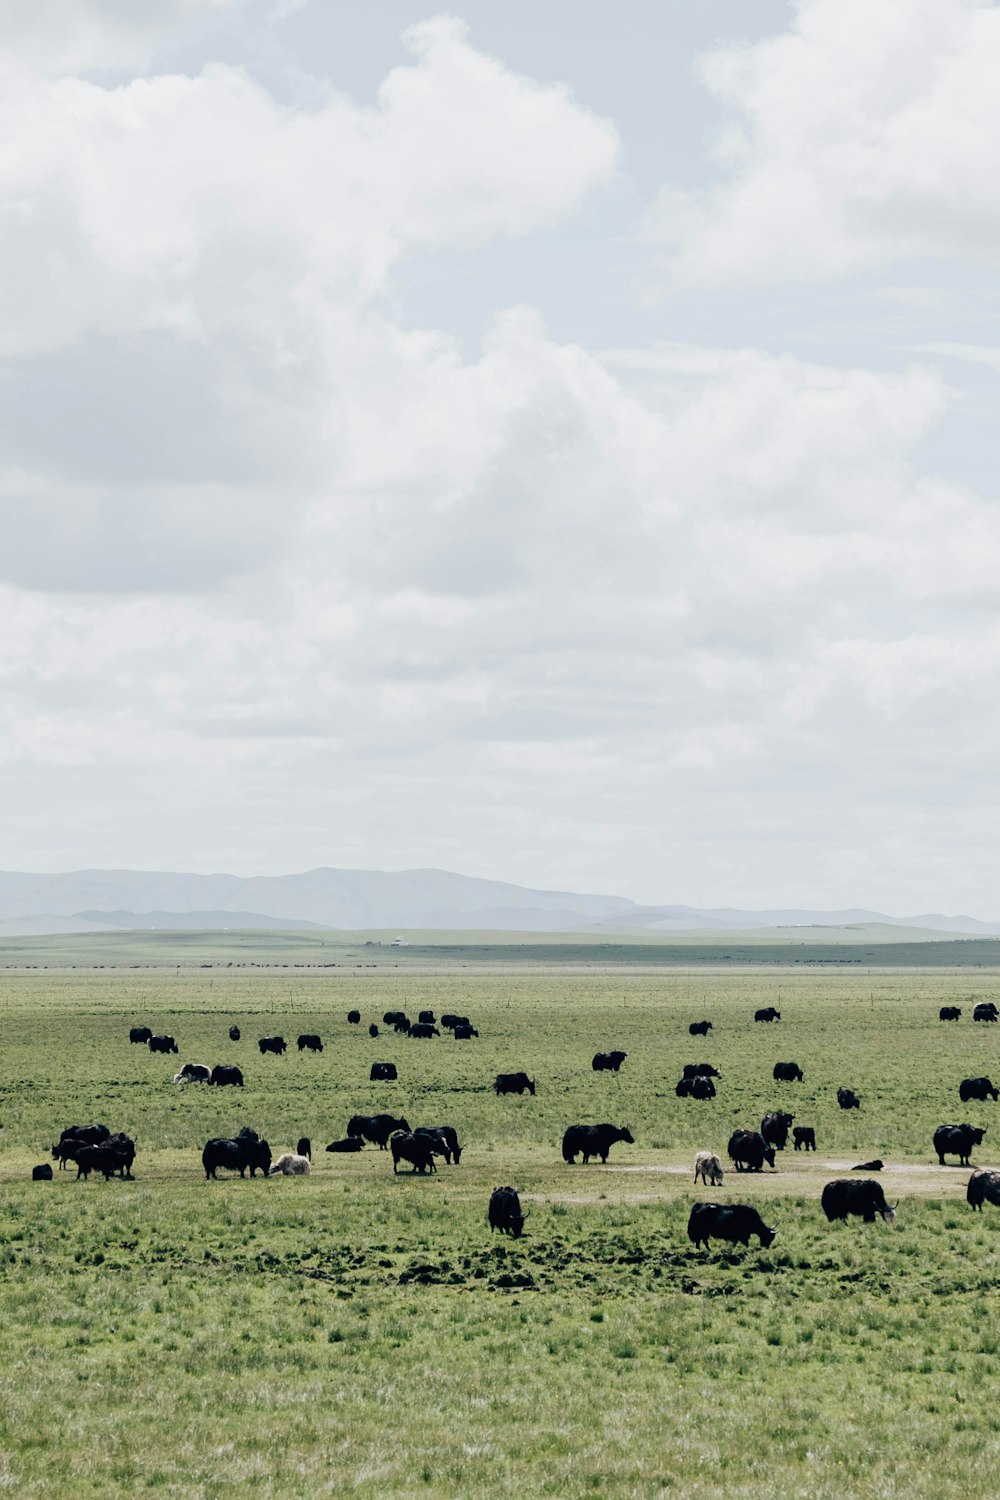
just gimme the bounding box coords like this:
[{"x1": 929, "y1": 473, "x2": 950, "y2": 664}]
[{"x1": 1, "y1": 939, "x2": 1000, "y2": 1496}]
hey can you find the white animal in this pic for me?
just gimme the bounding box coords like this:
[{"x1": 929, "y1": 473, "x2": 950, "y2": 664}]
[
  {"x1": 172, "y1": 1062, "x2": 211, "y2": 1084},
  {"x1": 693, "y1": 1150, "x2": 724, "y2": 1187},
  {"x1": 268, "y1": 1152, "x2": 311, "y2": 1176}
]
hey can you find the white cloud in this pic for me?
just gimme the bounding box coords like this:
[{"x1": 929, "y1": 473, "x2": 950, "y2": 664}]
[
  {"x1": 2, "y1": 8, "x2": 999, "y2": 910},
  {"x1": 650, "y1": 0, "x2": 1000, "y2": 284},
  {"x1": 0, "y1": 0, "x2": 243, "y2": 77}
]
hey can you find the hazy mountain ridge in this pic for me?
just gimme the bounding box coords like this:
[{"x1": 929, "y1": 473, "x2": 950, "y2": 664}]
[{"x1": 0, "y1": 867, "x2": 993, "y2": 936}]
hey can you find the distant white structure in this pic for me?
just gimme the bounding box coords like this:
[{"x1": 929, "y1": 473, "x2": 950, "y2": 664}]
[{"x1": 391, "y1": 935, "x2": 409, "y2": 947}]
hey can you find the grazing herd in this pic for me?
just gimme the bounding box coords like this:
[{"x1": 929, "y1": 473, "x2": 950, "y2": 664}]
[{"x1": 28, "y1": 993, "x2": 1000, "y2": 1259}]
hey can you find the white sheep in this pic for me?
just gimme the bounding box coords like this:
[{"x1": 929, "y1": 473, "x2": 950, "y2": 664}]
[
  {"x1": 693, "y1": 1150, "x2": 724, "y2": 1187},
  {"x1": 268, "y1": 1152, "x2": 311, "y2": 1176}
]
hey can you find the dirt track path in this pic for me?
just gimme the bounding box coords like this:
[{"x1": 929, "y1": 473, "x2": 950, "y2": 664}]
[{"x1": 528, "y1": 1155, "x2": 983, "y2": 1206}]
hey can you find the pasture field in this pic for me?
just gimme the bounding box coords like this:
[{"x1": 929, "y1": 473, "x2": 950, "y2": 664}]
[{"x1": 1, "y1": 949, "x2": 1000, "y2": 1496}]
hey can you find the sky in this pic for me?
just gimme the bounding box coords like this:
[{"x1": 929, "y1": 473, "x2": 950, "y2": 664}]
[{"x1": 2, "y1": 0, "x2": 1000, "y2": 913}]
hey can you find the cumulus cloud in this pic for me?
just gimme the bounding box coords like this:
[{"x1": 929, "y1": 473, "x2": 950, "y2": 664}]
[
  {"x1": 2, "y1": 9, "x2": 998, "y2": 909},
  {"x1": 650, "y1": 0, "x2": 1000, "y2": 284},
  {"x1": 0, "y1": 18, "x2": 618, "y2": 591},
  {"x1": 0, "y1": 0, "x2": 243, "y2": 77}
]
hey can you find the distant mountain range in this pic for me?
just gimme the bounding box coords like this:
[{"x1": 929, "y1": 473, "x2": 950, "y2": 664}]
[{"x1": 0, "y1": 865, "x2": 994, "y2": 938}]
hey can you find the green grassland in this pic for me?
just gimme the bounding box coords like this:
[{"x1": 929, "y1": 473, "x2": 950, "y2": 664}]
[{"x1": 2, "y1": 942, "x2": 1000, "y2": 1496}]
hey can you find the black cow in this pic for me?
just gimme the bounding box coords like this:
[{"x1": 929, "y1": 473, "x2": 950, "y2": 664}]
[
  {"x1": 687, "y1": 1202, "x2": 776, "y2": 1250},
  {"x1": 258, "y1": 1036, "x2": 287, "y2": 1055},
  {"x1": 418, "y1": 1011, "x2": 436, "y2": 1025},
  {"x1": 793, "y1": 1126, "x2": 816, "y2": 1152},
  {"x1": 728, "y1": 1130, "x2": 776, "y2": 1173},
  {"x1": 409, "y1": 1023, "x2": 439, "y2": 1039},
  {"x1": 454, "y1": 1025, "x2": 478, "y2": 1039},
  {"x1": 369, "y1": 1024, "x2": 379, "y2": 1038},
  {"x1": 755, "y1": 1007, "x2": 781, "y2": 1022},
  {"x1": 960, "y1": 1076, "x2": 999, "y2": 1103},
  {"x1": 837, "y1": 1087, "x2": 861, "y2": 1110},
  {"x1": 561, "y1": 1123, "x2": 634, "y2": 1165},
  {"x1": 129, "y1": 1026, "x2": 152, "y2": 1044},
  {"x1": 76, "y1": 1137, "x2": 135, "y2": 1181},
  {"x1": 761, "y1": 1111, "x2": 794, "y2": 1151},
  {"x1": 390, "y1": 1132, "x2": 437, "y2": 1174},
  {"x1": 974, "y1": 1003, "x2": 999, "y2": 1023},
  {"x1": 383, "y1": 1011, "x2": 407, "y2": 1027},
  {"x1": 821, "y1": 1179, "x2": 895, "y2": 1224},
  {"x1": 325, "y1": 1137, "x2": 365, "y2": 1152},
  {"x1": 148, "y1": 1035, "x2": 178, "y2": 1055},
  {"x1": 676, "y1": 1075, "x2": 716, "y2": 1099},
  {"x1": 392, "y1": 1018, "x2": 412, "y2": 1035},
  {"x1": 939, "y1": 1007, "x2": 961, "y2": 1021},
  {"x1": 488, "y1": 1186, "x2": 526, "y2": 1237},
  {"x1": 967, "y1": 1168, "x2": 1000, "y2": 1211},
  {"x1": 296, "y1": 1137, "x2": 311, "y2": 1160},
  {"x1": 441, "y1": 1014, "x2": 471, "y2": 1031},
  {"x1": 494, "y1": 1073, "x2": 536, "y2": 1096},
  {"x1": 210, "y1": 1064, "x2": 244, "y2": 1087},
  {"x1": 688, "y1": 1021, "x2": 712, "y2": 1037},
  {"x1": 347, "y1": 1114, "x2": 410, "y2": 1149},
  {"x1": 592, "y1": 1051, "x2": 627, "y2": 1072},
  {"x1": 934, "y1": 1122, "x2": 987, "y2": 1166},
  {"x1": 853, "y1": 1159, "x2": 884, "y2": 1171},
  {"x1": 415, "y1": 1124, "x2": 462, "y2": 1165},
  {"x1": 682, "y1": 1063, "x2": 721, "y2": 1079},
  {"x1": 104, "y1": 1133, "x2": 136, "y2": 1177},
  {"x1": 229, "y1": 1025, "x2": 241, "y2": 1041},
  {"x1": 52, "y1": 1124, "x2": 110, "y2": 1168},
  {"x1": 202, "y1": 1129, "x2": 271, "y2": 1179},
  {"x1": 347, "y1": 1010, "x2": 361, "y2": 1025},
  {"x1": 297, "y1": 1034, "x2": 323, "y2": 1052},
  {"x1": 370, "y1": 1062, "x2": 398, "y2": 1082},
  {"x1": 32, "y1": 1164, "x2": 53, "y2": 1181},
  {"x1": 773, "y1": 1062, "x2": 803, "y2": 1082}
]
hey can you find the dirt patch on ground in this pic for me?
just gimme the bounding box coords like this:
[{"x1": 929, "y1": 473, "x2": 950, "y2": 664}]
[{"x1": 528, "y1": 1157, "x2": 980, "y2": 1206}]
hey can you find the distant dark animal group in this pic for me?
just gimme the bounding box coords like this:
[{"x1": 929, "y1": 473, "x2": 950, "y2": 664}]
[
  {"x1": 52, "y1": 1124, "x2": 136, "y2": 1180},
  {"x1": 202, "y1": 1127, "x2": 271, "y2": 1179},
  {"x1": 676, "y1": 1074, "x2": 716, "y2": 1099},
  {"x1": 172, "y1": 1061, "x2": 243, "y2": 1087}
]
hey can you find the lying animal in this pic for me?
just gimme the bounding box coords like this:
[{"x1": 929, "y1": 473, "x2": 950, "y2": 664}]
[{"x1": 268, "y1": 1153, "x2": 311, "y2": 1176}]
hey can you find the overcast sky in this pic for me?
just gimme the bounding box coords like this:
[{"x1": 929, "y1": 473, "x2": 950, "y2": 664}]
[{"x1": 3, "y1": 0, "x2": 1000, "y2": 914}]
